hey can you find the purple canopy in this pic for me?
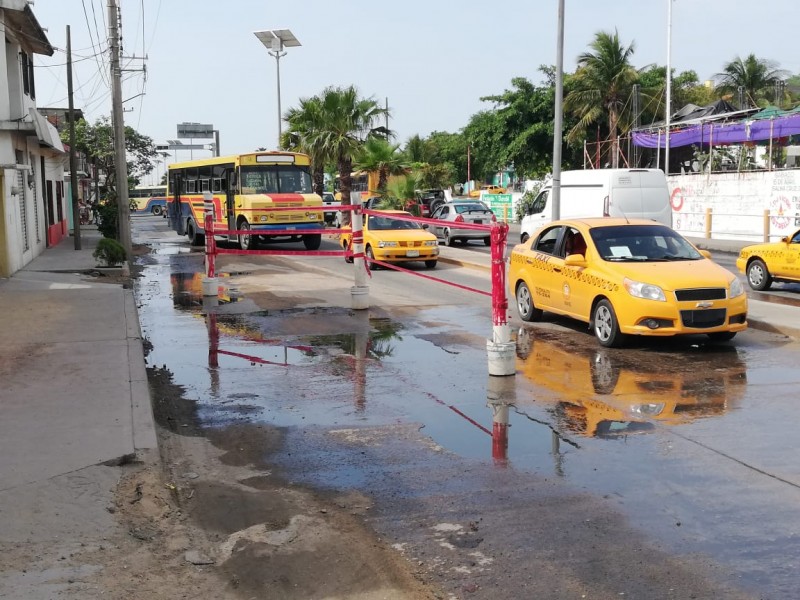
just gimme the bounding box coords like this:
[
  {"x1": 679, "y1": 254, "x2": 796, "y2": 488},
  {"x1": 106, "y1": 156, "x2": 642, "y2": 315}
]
[{"x1": 633, "y1": 113, "x2": 800, "y2": 148}]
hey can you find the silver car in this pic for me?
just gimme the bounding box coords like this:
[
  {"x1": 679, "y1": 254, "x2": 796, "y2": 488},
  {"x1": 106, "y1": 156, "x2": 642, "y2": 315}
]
[{"x1": 429, "y1": 201, "x2": 494, "y2": 246}]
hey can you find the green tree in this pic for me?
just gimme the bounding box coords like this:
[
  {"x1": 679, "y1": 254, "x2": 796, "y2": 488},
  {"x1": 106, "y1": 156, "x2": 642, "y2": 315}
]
[
  {"x1": 353, "y1": 136, "x2": 408, "y2": 196},
  {"x1": 714, "y1": 54, "x2": 788, "y2": 108},
  {"x1": 564, "y1": 30, "x2": 640, "y2": 167}
]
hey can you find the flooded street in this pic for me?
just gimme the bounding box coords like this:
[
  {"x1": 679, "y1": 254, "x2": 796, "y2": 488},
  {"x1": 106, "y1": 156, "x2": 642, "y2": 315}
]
[{"x1": 133, "y1": 216, "x2": 800, "y2": 599}]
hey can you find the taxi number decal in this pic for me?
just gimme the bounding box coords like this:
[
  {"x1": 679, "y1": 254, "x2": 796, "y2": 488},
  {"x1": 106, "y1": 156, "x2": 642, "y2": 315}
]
[{"x1": 535, "y1": 287, "x2": 550, "y2": 298}]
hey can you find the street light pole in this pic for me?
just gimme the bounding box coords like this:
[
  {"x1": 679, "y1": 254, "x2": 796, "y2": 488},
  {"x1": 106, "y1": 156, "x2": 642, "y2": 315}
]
[
  {"x1": 269, "y1": 44, "x2": 286, "y2": 145},
  {"x1": 254, "y1": 29, "x2": 302, "y2": 149},
  {"x1": 665, "y1": 0, "x2": 673, "y2": 175}
]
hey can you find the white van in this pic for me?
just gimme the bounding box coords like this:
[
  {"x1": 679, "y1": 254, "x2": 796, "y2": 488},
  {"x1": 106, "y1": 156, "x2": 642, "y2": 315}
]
[{"x1": 519, "y1": 168, "x2": 672, "y2": 242}]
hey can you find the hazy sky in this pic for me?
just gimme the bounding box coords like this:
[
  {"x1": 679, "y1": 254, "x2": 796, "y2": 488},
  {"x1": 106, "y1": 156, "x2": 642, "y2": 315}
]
[{"x1": 31, "y1": 0, "x2": 800, "y2": 177}]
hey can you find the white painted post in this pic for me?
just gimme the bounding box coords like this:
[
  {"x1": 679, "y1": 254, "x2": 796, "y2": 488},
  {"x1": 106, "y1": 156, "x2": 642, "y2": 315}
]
[
  {"x1": 202, "y1": 191, "x2": 218, "y2": 296},
  {"x1": 350, "y1": 198, "x2": 369, "y2": 309}
]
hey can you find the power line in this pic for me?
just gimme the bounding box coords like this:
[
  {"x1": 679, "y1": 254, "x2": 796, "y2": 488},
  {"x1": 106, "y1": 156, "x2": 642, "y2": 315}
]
[{"x1": 81, "y1": 0, "x2": 109, "y2": 88}]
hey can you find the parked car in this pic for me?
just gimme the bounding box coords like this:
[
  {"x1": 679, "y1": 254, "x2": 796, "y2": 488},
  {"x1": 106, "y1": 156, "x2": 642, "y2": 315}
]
[
  {"x1": 468, "y1": 184, "x2": 506, "y2": 198},
  {"x1": 508, "y1": 218, "x2": 748, "y2": 347},
  {"x1": 415, "y1": 189, "x2": 447, "y2": 216},
  {"x1": 322, "y1": 192, "x2": 340, "y2": 225},
  {"x1": 735, "y1": 228, "x2": 800, "y2": 290},
  {"x1": 429, "y1": 200, "x2": 494, "y2": 246},
  {"x1": 340, "y1": 210, "x2": 439, "y2": 269}
]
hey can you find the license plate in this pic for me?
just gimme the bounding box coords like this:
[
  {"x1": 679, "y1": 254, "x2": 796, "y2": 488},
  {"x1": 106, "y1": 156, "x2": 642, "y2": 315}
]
[
  {"x1": 474, "y1": 219, "x2": 483, "y2": 224},
  {"x1": 406, "y1": 250, "x2": 420, "y2": 258}
]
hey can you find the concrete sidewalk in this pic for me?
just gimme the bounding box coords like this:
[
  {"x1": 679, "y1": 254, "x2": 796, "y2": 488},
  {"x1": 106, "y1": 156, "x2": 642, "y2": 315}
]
[{"x1": 0, "y1": 225, "x2": 156, "y2": 599}]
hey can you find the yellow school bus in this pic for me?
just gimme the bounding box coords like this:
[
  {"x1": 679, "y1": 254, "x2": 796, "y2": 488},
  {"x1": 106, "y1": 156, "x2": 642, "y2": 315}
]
[{"x1": 167, "y1": 151, "x2": 323, "y2": 250}]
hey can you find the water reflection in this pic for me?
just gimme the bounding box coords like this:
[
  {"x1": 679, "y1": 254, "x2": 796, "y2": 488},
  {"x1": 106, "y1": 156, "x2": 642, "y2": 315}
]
[
  {"x1": 487, "y1": 376, "x2": 516, "y2": 465},
  {"x1": 515, "y1": 328, "x2": 747, "y2": 439}
]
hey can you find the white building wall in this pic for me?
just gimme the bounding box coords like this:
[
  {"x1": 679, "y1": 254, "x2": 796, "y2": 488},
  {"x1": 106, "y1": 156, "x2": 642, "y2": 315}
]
[{"x1": 668, "y1": 171, "x2": 800, "y2": 243}]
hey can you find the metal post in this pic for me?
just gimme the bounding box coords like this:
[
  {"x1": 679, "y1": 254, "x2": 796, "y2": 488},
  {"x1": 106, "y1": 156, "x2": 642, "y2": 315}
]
[
  {"x1": 202, "y1": 192, "x2": 218, "y2": 296},
  {"x1": 214, "y1": 129, "x2": 220, "y2": 157},
  {"x1": 551, "y1": 0, "x2": 565, "y2": 220},
  {"x1": 350, "y1": 202, "x2": 369, "y2": 309},
  {"x1": 665, "y1": 0, "x2": 673, "y2": 175},
  {"x1": 487, "y1": 218, "x2": 514, "y2": 376}
]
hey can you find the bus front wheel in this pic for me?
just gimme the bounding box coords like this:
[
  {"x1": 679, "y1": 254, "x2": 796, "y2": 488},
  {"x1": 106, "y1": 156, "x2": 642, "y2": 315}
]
[
  {"x1": 239, "y1": 219, "x2": 257, "y2": 250},
  {"x1": 303, "y1": 234, "x2": 322, "y2": 250}
]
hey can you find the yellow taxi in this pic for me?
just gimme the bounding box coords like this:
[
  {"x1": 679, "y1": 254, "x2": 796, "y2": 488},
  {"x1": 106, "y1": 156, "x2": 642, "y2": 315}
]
[
  {"x1": 735, "y1": 228, "x2": 800, "y2": 290},
  {"x1": 468, "y1": 184, "x2": 506, "y2": 198},
  {"x1": 340, "y1": 210, "x2": 439, "y2": 269},
  {"x1": 515, "y1": 330, "x2": 745, "y2": 437},
  {"x1": 508, "y1": 218, "x2": 748, "y2": 347}
]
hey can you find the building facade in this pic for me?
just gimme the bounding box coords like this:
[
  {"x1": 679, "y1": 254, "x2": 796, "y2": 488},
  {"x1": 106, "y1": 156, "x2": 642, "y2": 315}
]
[{"x1": 0, "y1": 0, "x2": 65, "y2": 277}]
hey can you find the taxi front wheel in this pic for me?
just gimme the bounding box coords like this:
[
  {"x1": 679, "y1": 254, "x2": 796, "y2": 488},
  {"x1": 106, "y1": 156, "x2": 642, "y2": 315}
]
[
  {"x1": 593, "y1": 299, "x2": 626, "y2": 348},
  {"x1": 746, "y1": 259, "x2": 772, "y2": 291},
  {"x1": 515, "y1": 282, "x2": 543, "y2": 322}
]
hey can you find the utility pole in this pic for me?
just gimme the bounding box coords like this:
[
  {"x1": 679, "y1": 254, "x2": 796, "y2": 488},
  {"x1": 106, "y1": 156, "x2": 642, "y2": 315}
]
[
  {"x1": 108, "y1": 0, "x2": 131, "y2": 257},
  {"x1": 67, "y1": 25, "x2": 81, "y2": 250}
]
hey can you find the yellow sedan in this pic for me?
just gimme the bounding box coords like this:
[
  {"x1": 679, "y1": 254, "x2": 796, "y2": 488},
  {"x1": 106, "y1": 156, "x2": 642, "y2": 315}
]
[
  {"x1": 340, "y1": 210, "x2": 439, "y2": 269},
  {"x1": 736, "y1": 228, "x2": 800, "y2": 290},
  {"x1": 508, "y1": 218, "x2": 748, "y2": 347},
  {"x1": 468, "y1": 184, "x2": 506, "y2": 198}
]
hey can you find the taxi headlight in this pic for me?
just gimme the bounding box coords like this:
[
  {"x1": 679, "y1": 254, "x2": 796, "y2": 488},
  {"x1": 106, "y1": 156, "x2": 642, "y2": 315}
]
[
  {"x1": 423, "y1": 240, "x2": 438, "y2": 247},
  {"x1": 378, "y1": 241, "x2": 398, "y2": 248},
  {"x1": 729, "y1": 277, "x2": 745, "y2": 298},
  {"x1": 623, "y1": 277, "x2": 666, "y2": 301},
  {"x1": 630, "y1": 403, "x2": 665, "y2": 417}
]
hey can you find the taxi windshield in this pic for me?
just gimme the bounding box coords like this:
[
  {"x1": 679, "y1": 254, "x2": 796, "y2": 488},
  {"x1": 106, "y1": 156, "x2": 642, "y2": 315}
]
[
  {"x1": 367, "y1": 215, "x2": 421, "y2": 230},
  {"x1": 590, "y1": 225, "x2": 703, "y2": 262}
]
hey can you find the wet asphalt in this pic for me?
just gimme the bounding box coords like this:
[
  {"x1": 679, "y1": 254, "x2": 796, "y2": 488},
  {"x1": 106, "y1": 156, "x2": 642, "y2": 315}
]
[{"x1": 133, "y1": 216, "x2": 800, "y2": 599}]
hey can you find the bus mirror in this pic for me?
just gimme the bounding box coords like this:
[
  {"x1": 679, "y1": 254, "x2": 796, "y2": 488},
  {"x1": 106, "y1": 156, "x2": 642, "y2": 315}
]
[{"x1": 230, "y1": 172, "x2": 238, "y2": 190}]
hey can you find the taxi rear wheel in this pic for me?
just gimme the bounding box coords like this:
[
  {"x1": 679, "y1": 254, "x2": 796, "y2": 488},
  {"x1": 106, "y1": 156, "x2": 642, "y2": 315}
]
[
  {"x1": 516, "y1": 281, "x2": 542, "y2": 322},
  {"x1": 593, "y1": 299, "x2": 625, "y2": 348},
  {"x1": 746, "y1": 259, "x2": 772, "y2": 291}
]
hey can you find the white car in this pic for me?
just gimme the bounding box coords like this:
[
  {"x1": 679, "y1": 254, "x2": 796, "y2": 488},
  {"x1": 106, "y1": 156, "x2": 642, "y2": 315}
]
[{"x1": 429, "y1": 201, "x2": 494, "y2": 246}]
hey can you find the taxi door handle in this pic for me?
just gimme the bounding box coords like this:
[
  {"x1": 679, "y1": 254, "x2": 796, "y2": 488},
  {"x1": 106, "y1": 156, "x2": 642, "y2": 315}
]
[{"x1": 553, "y1": 267, "x2": 562, "y2": 273}]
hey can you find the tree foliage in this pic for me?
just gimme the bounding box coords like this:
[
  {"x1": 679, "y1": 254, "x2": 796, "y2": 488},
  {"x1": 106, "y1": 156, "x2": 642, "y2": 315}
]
[
  {"x1": 64, "y1": 117, "x2": 157, "y2": 201},
  {"x1": 353, "y1": 137, "x2": 408, "y2": 196},
  {"x1": 714, "y1": 54, "x2": 788, "y2": 108}
]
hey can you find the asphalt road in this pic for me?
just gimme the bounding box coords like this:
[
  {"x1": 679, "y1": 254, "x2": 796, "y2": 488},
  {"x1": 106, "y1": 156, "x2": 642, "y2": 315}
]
[{"x1": 133, "y1": 216, "x2": 800, "y2": 599}]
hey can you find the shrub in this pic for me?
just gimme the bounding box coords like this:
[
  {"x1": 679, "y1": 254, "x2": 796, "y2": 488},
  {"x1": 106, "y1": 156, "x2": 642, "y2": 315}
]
[
  {"x1": 96, "y1": 201, "x2": 118, "y2": 240},
  {"x1": 93, "y1": 237, "x2": 127, "y2": 266}
]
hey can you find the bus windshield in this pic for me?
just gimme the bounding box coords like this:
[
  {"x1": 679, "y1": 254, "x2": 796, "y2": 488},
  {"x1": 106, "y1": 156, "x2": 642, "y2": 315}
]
[{"x1": 240, "y1": 165, "x2": 312, "y2": 194}]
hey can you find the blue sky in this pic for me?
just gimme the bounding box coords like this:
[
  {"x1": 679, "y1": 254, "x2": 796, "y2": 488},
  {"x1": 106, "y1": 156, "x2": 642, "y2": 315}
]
[{"x1": 32, "y1": 0, "x2": 800, "y2": 177}]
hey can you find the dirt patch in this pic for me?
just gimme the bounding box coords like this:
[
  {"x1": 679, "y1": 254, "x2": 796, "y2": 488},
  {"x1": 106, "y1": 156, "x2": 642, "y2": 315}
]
[{"x1": 81, "y1": 366, "x2": 442, "y2": 599}]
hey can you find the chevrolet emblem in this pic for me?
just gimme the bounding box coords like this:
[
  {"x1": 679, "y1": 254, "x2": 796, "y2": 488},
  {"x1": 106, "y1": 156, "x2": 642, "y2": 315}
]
[{"x1": 696, "y1": 301, "x2": 714, "y2": 308}]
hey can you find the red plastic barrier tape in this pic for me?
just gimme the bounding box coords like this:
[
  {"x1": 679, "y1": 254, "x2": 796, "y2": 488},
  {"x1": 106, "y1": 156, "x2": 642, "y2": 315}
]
[
  {"x1": 216, "y1": 249, "x2": 343, "y2": 257},
  {"x1": 362, "y1": 208, "x2": 494, "y2": 232},
  {"x1": 366, "y1": 258, "x2": 490, "y2": 296},
  {"x1": 235, "y1": 204, "x2": 360, "y2": 212}
]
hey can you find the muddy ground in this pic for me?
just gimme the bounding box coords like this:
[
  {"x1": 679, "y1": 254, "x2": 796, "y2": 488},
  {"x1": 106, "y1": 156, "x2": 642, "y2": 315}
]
[{"x1": 80, "y1": 364, "x2": 441, "y2": 600}]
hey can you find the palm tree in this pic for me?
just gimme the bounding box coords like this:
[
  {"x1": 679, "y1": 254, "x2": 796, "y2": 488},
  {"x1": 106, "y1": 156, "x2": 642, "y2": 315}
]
[
  {"x1": 714, "y1": 54, "x2": 788, "y2": 108},
  {"x1": 306, "y1": 86, "x2": 389, "y2": 223},
  {"x1": 564, "y1": 30, "x2": 640, "y2": 168},
  {"x1": 282, "y1": 95, "x2": 329, "y2": 196},
  {"x1": 353, "y1": 137, "x2": 408, "y2": 197}
]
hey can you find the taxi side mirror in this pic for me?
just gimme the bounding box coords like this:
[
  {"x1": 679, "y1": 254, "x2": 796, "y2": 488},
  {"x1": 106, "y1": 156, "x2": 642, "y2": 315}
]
[
  {"x1": 564, "y1": 254, "x2": 587, "y2": 267},
  {"x1": 698, "y1": 249, "x2": 712, "y2": 259}
]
